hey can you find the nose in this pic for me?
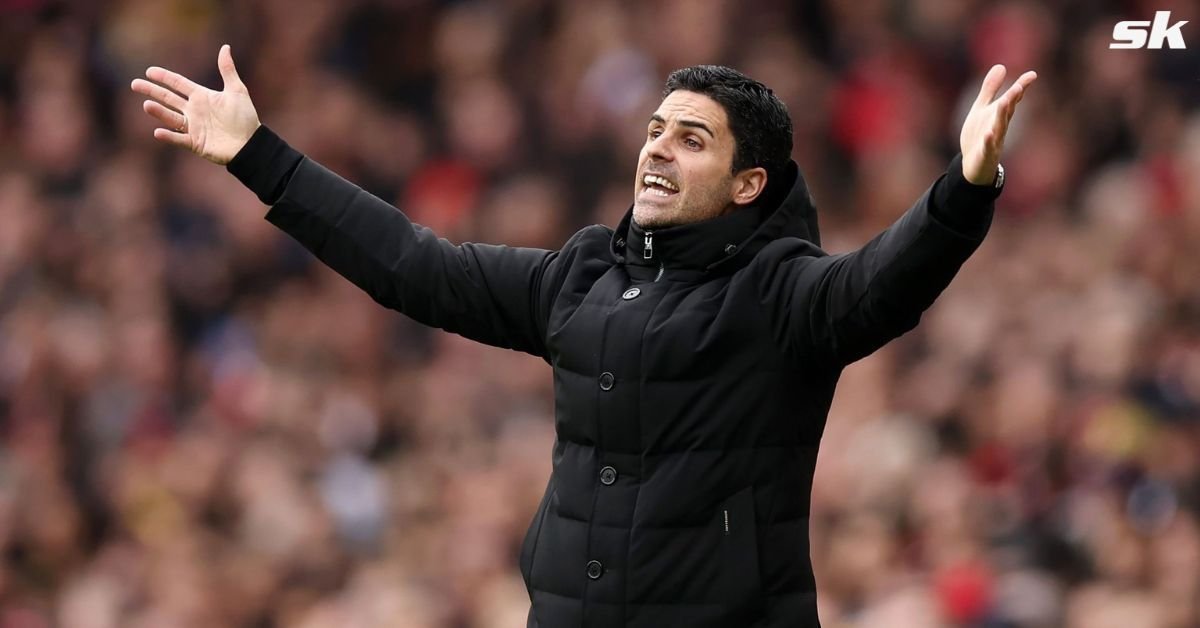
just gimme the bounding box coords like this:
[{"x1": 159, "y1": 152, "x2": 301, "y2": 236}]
[{"x1": 646, "y1": 134, "x2": 672, "y2": 162}]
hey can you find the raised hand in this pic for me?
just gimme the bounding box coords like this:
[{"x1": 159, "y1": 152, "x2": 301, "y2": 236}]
[
  {"x1": 130, "y1": 45, "x2": 260, "y2": 165},
  {"x1": 960, "y1": 65, "x2": 1037, "y2": 185}
]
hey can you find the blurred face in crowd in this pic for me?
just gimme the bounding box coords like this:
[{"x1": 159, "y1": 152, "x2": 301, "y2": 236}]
[{"x1": 633, "y1": 90, "x2": 766, "y2": 229}]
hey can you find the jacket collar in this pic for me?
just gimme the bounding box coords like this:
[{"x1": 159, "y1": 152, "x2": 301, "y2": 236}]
[
  {"x1": 608, "y1": 160, "x2": 822, "y2": 274},
  {"x1": 619, "y1": 205, "x2": 763, "y2": 270}
]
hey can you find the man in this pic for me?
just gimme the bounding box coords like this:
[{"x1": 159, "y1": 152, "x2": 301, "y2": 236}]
[{"x1": 132, "y1": 46, "x2": 1035, "y2": 627}]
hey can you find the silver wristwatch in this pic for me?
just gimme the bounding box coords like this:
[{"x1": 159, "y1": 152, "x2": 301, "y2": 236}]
[{"x1": 994, "y1": 163, "x2": 1005, "y2": 189}]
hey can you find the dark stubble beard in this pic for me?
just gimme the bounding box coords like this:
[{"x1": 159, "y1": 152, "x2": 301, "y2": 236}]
[{"x1": 635, "y1": 174, "x2": 735, "y2": 229}]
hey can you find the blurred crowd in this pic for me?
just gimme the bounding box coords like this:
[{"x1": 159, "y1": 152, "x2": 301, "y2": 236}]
[{"x1": 2, "y1": 0, "x2": 1200, "y2": 626}]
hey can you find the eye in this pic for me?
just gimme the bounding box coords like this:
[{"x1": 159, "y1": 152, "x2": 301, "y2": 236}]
[
  {"x1": 649, "y1": 128, "x2": 663, "y2": 139},
  {"x1": 685, "y1": 137, "x2": 701, "y2": 149}
]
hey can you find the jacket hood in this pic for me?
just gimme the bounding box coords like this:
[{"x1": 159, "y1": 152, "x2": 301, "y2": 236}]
[{"x1": 609, "y1": 159, "x2": 821, "y2": 273}]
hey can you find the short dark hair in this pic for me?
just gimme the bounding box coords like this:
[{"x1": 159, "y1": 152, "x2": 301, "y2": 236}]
[{"x1": 663, "y1": 65, "x2": 793, "y2": 179}]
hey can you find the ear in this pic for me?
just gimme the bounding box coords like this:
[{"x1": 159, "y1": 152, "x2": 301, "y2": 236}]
[{"x1": 731, "y1": 167, "x2": 768, "y2": 206}]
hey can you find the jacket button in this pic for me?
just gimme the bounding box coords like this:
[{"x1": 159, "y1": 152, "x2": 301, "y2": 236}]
[
  {"x1": 622, "y1": 288, "x2": 640, "y2": 300},
  {"x1": 599, "y1": 372, "x2": 615, "y2": 390},
  {"x1": 586, "y1": 560, "x2": 604, "y2": 580},
  {"x1": 599, "y1": 466, "x2": 617, "y2": 485}
]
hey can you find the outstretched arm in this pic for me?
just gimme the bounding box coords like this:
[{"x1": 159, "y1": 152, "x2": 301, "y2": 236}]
[
  {"x1": 131, "y1": 46, "x2": 561, "y2": 357},
  {"x1": 761, "y1": 65, "x2": 1037, "y2": 364}
]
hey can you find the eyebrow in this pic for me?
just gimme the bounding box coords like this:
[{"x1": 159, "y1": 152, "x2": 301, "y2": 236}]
[{"x1": 649, "y1": 114, "x2": 715, "y2": 139}]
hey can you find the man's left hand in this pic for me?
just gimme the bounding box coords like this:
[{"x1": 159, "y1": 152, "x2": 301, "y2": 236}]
[{"x1": 960, "y1": 64, "x2": 1038, "y2": 185}]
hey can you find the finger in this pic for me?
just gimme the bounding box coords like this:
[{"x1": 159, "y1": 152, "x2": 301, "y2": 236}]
[
  {"x1": 1003, "y1": 91, "x2": 1021, "y2": 125},
  {"x1": 1014, "y1": 70, "x2": 1038, "y2": 92},
  {"x1": 989, "y1": 119, "x2": 1007, "y2": 151},
  {"x1": 1006, "y1": 90, "x2": 1026, "y2": 122},
  {"x1": 152, "y1": 127, "x2": 192, "y2": 149},
  {"x1": 999, "y1": 78, "x2": 1032, "y2": 123},
  {"x1": 143, "y1": 100, "x2": 186, "y2": 130},
  {"x1": 218, "y1": 44, "x2": 247, "y2": 93},
  {"x1": 996, "y1": 84, "x2": 1022, "y2": 118},
  {"x1": 999, "y1": 78, "x2": 1028, "y2": 106},
  {"x1": 1001, "y1": 70, "x2": 1036, "y2": 115},
  {"x1": 997, "y1": 108, "x2": 1013, "y2": 138},
  {"x1": 990, "y1": 99, "x2": 1013, "y2": 138},
  {"x1": 1013, "y1": 83, "x2": 1028, "y2": 106},
  {"x1": 145, "y1": 66, "x2": 200, "y2": 98},
  {"x1": 974, "y1": 64, "x2": 1007, "y2": 107},
  {"x1": 131, "y1": 78, "x2": 187, "y2": 112}
]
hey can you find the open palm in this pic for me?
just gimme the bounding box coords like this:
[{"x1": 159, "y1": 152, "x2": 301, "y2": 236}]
[
  {"x1": 130, "y1": 45, "x2": 260, "y2": 165},
  {"x1": 960, "y1": 65, "x2": 1038, "y2": 185}
]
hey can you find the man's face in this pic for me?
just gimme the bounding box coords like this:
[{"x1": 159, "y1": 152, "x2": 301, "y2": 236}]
[{"x1": 633, "y1": 90, "x2": 743, "y2": 229}]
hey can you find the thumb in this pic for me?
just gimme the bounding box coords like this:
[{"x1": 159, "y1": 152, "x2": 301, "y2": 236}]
[{"x1": 218, "y1": 44, "x2": 246, "y2": 93}]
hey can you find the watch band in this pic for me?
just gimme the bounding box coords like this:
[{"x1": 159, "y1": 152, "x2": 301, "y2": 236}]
[{"x1": 994, "y1": 163, "x2": 1005, "y2": 189}]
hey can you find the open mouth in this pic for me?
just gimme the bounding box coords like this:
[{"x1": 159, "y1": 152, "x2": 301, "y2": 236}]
[{"x1": 641, "y1": 173, "x2": 680, "y2": 197}]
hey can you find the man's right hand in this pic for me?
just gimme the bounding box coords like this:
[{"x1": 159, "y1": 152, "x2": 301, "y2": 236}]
[{"x1": 130, "y1": 44, "x2": 260, "y2": 165}]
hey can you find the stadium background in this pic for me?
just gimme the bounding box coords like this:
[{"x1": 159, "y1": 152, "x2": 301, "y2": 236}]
[{"x1": 2, "y1": 0, "x2": 1200, "y2": 626}]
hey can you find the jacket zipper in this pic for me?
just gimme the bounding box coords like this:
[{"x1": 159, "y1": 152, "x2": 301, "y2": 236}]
[
  {"x1": 644, "y1": 231, "x2": 664, "y2": 281},
  {"x1": 723, "y1": 509, "x2": 730, "y2": 535}
]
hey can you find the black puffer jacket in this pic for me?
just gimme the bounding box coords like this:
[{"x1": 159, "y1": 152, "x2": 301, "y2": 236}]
[{"x1": 228, "y1": 126, "x2": 1000, "y2": 628}]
